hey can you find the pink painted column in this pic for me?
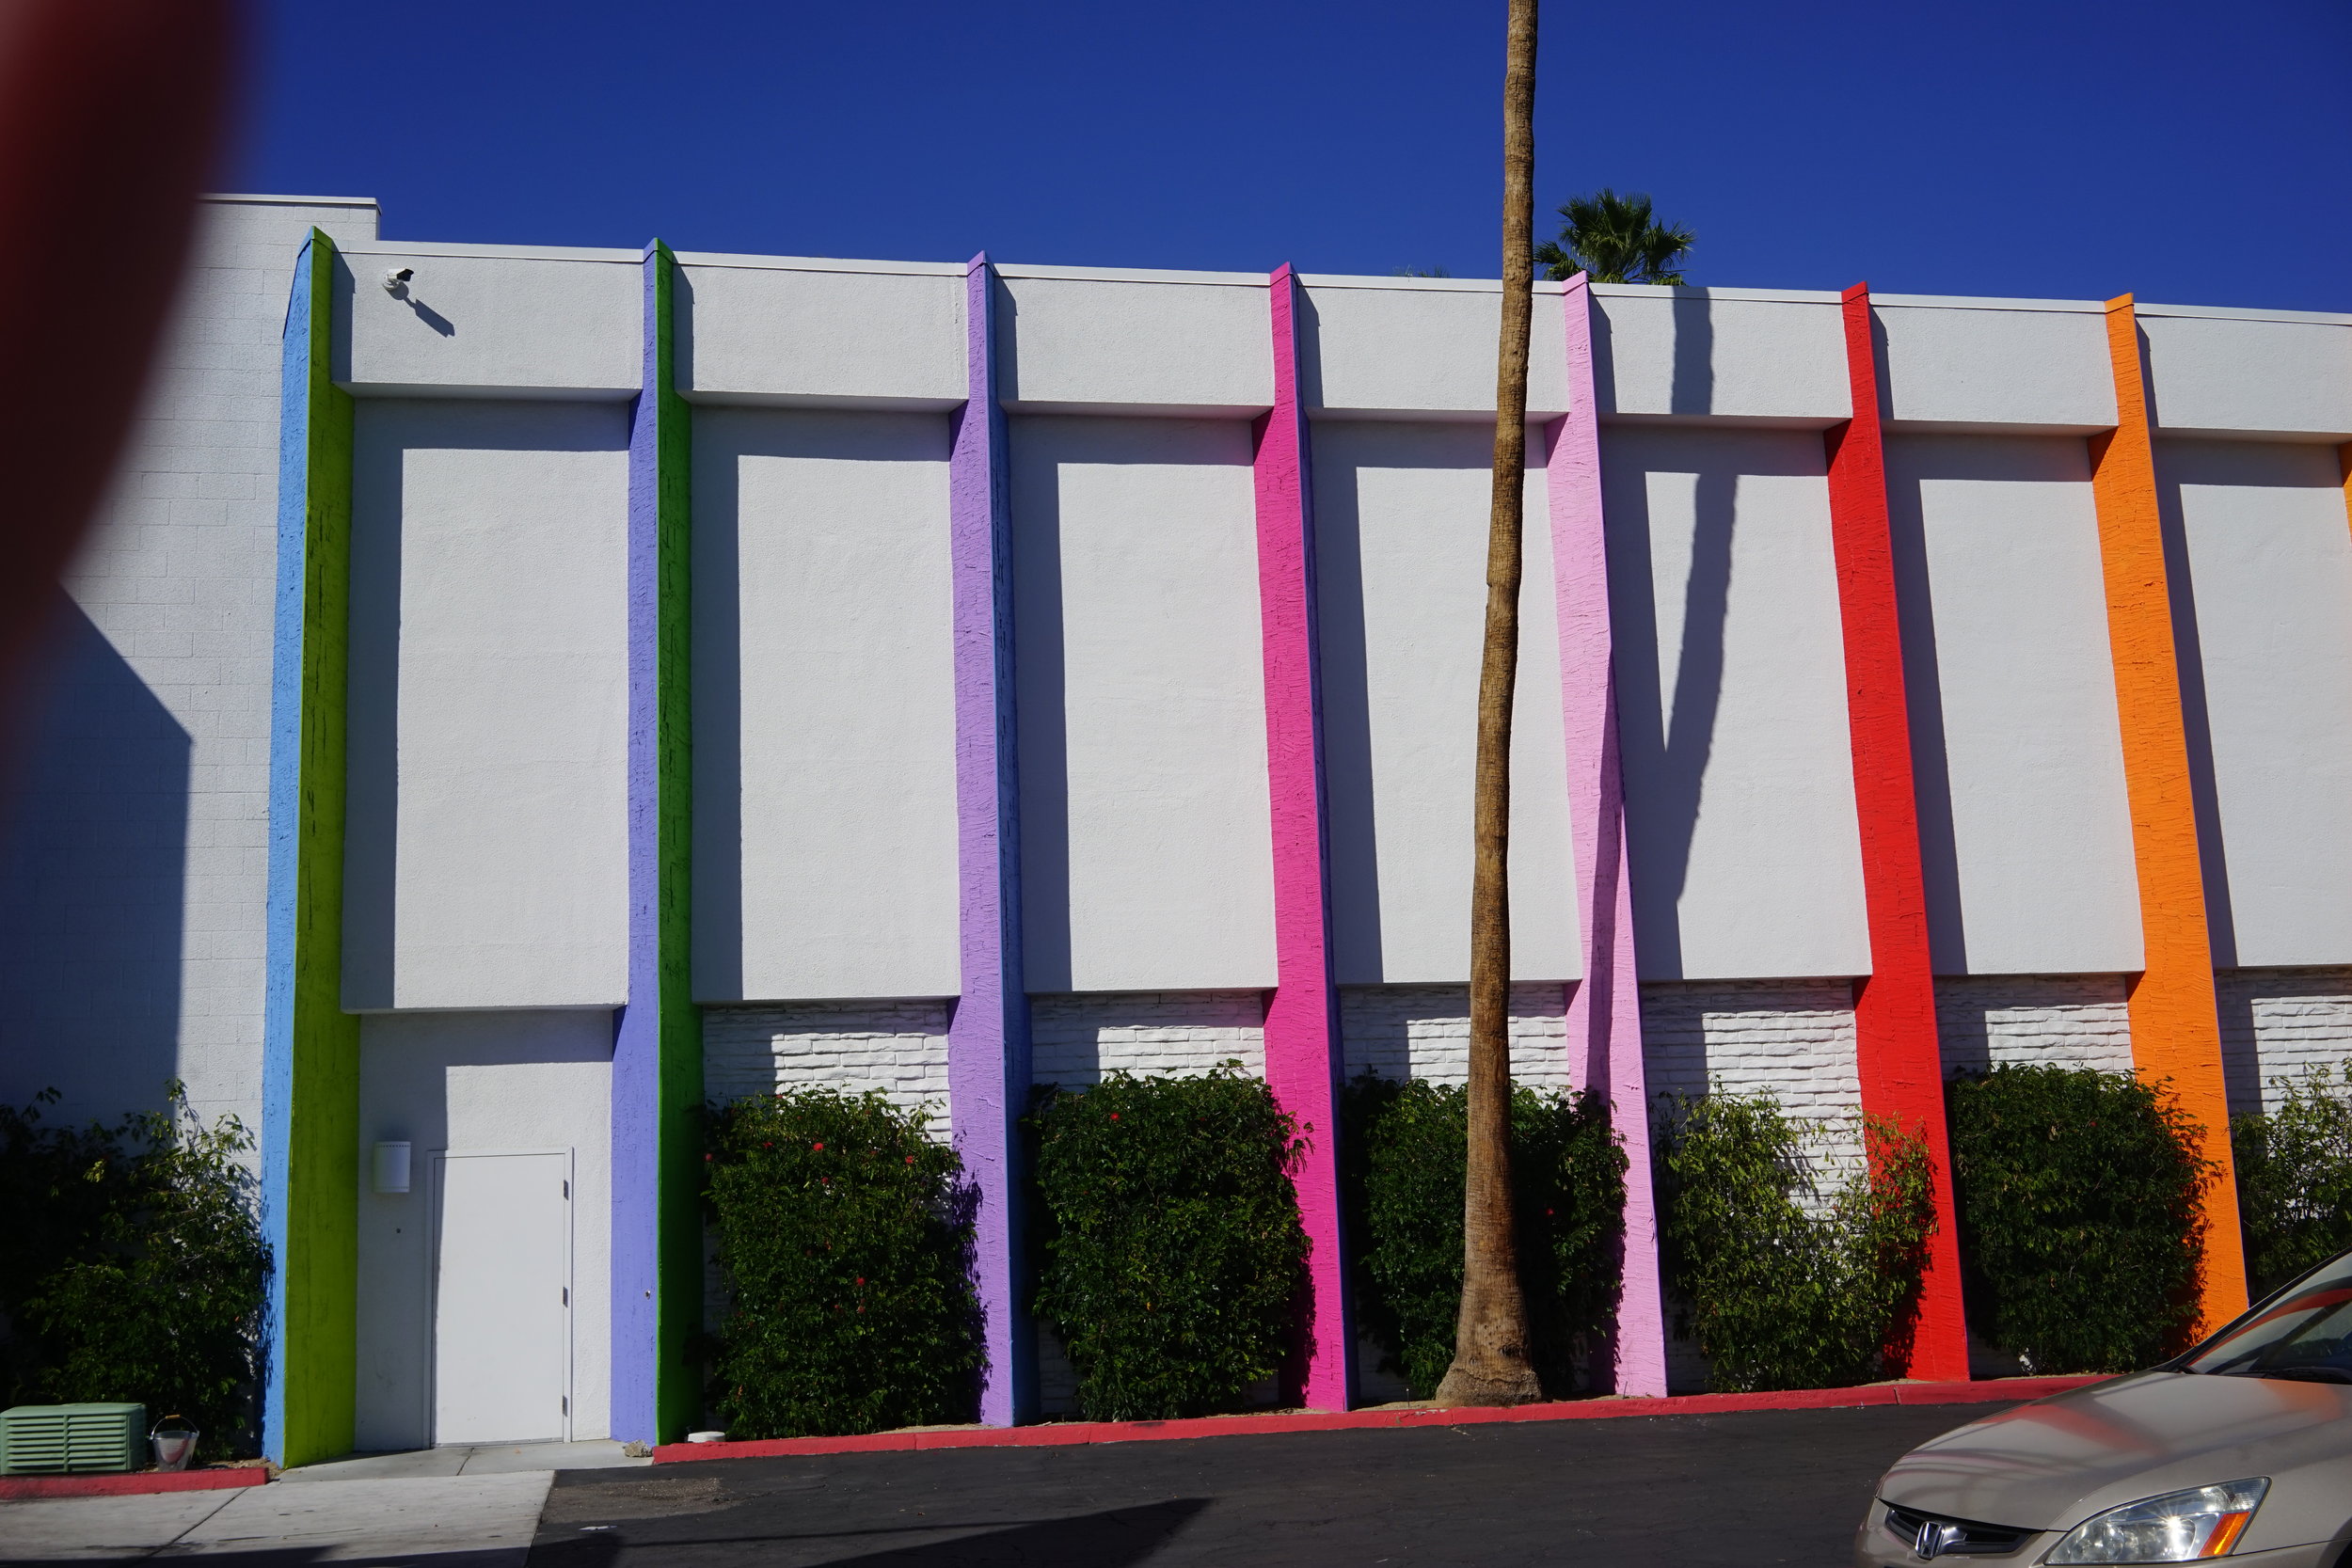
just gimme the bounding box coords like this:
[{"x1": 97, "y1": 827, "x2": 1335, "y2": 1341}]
[
  {"x1": 1253, "y1": 264, "x2": 1351, "y2": 1411},
  {"x1": 1547, "y1": 274, "x2": 1669, "y2": 1397}
]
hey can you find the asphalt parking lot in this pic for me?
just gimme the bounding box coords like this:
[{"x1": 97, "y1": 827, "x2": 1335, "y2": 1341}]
[{"x1": 527, "y1": 1402, "x2": 2014, "y2": 1568}]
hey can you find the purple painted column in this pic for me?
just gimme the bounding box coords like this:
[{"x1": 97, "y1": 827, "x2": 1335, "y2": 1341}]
[
  {"x1": 947, "y1": 253, "x2": 1034, "y2": 1426},
  {"x1": 1546, "y1": 274, "x2": 1668, "y2": 1397},
  {"x1": 1253, "y1": 265, "x2": 1351, "y2": 1412}
]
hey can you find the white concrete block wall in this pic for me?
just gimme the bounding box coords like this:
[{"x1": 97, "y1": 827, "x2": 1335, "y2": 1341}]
[
  {"x1": 1338, "y1": 984, "x2": 1574, "y2": 1091},
  {"x1": 702, "y1": 999, "x2": 952, "y2": 1137},
  {"x1": 1028, "y1": 990, "x2": 1267, "y2": 1088},
  {"x1": 0, "y1": 196, "x2": 377, "y2": 1132},
  {"x1": 1934, "y1": 974, "x2": 2134, "y2": 1076},
  {"x1": 2217, "y1": 967, "x2": 2352, "y2": 1117}
]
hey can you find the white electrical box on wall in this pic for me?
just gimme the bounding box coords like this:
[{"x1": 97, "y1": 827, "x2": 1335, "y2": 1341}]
[{"x1": 373, "y1": 1141, "x2": 412, "y2": 1195}]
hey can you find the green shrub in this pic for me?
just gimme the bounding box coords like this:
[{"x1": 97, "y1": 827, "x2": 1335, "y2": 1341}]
[
  {"x1": 1030, "y1": 1067, "x2": 1308, "y2": 1420},
  {"x1": 2232, "y1": 1063, "x2": 2352, "y2": 1297},
  {"x1": 1656, "y1": 1089, "x2": 1935, "y2": 1392},
  {"x1": 1, "y1": 1085, "x2": 269, "y2": 1460},
  {"x1": 705, "y1": 1088, "x2": 980, "y2": 1439},
  {"x1": 1947, "y1": 1065, "x2": 2207, "y2": 1372},
  {"x1": 1341, "y1": 1075, "x2": 1626, "y2": 1399}
]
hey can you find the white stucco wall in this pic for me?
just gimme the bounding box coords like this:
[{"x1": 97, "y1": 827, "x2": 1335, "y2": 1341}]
[
  {"x1": 1872, "y1": 299, "x2": 2113, "y2": 433},
  {"x1": 996, "y1": 271, "x2": 1272, "y2": 415},
  {"x1": 2141, "y1": 309, "x2": 2352, "y2": 439},
  {"x1": 1591, "y1": 289, "x2": 1848, "y2": 424},
  {"x1": 353, "y1": 1007, "x2": 613, "y2": 1450},
  {"x1": 1011, "y1": 415, "x2": 1276, "y2": 992},
  {"x1": 338, "y1": 246, "x2": 641, "y2": 398},
  {"x1": 675, "y1": 258, "x2": 964, "y2": 409},
  {"x1": 1312, "y1": 420, "x2": 1579, "y2": 985},
  {"x1": 1883, "y1": 435, "x2": 2143, "y2": 974},
  {"x1": 2164, "y1": 439, "x2": 2352, "y2": 969},
  {"x1": 1296, "y1": 277, "x2": 1568, "y2": 420},
  {"x1": 690, "y1": 407, "x2": 961, "y2": 1002},
  {"x1": 1602, "y1": 425, "x2": 1870, "y2": 980},
  {"x1": 343, "y1": 400, "x2": 630, "y2": 1010}
]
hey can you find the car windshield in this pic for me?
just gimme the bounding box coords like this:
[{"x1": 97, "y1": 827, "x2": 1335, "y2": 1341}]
[{"x1": 2185, "y1": 1255, "x2": 2352, "y2": 1382}]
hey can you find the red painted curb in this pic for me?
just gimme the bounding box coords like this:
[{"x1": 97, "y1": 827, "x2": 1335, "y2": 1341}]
[
  {"x1": 651, "y1": 1376, "x2": 2109, "y2": 1464},
  {"x1": 0, "y1": 1467, "x2": 268, "y2": 1500}
]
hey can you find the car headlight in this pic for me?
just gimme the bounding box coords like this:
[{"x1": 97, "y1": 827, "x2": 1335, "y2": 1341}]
[{"x1": 2045, "y1": 1480, "x2": 2270, "y2": 1562}]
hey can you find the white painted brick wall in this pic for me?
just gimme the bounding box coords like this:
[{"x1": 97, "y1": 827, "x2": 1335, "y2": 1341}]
[
  {"x1": 0, "y1": 197, "x2": 378, "y2": 1135},
  {"x1": 1338, "y1": 983, "x2": 1574, "y2": 1090},
  {"x1": 1639, "y1": 978, "x2": 1864, "y2": 1392},
  {"x1": 1028, "y1": 988, "x2": 1269, "y2": 1416},
  {"x1": 1641, "y1": 978, "x2": 1865, "y2": 1180},
  {"x1": 1028, "y1": 990, "x2": 1265, "y2": 1088},
  {"x1": 2217, "y1": 967, "x2": 2352, "y2": 1117},
  {"x1": 702, "y1": 999, "x2": 952, "y2": 1138},
  {"x1": 1935, "y1": 974, "x2": 2133, "y2": 1077}
]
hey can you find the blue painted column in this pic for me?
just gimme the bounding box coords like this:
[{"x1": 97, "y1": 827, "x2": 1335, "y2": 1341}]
[{"x1": 611, "y1": 239, "x2": 699, "y2": 1446}]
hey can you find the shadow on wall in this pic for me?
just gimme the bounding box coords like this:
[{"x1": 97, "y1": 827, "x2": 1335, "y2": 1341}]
[
  {"x1": 1603, "y1": 298, "x2": 1734, "y2": 979},
  {"x1": 0, "y1": 604, "x2": 190, "y2": 1118},
  {"x1": 2153, "y1": 451, "x2": 2236, "y2": 971}
]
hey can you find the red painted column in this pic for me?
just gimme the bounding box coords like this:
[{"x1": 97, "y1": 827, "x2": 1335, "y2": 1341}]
[{"x1": 1823, "y1": 282, "x2": 1969, "y2": 1382}]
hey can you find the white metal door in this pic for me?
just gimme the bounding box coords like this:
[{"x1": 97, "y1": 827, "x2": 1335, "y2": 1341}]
[{"x1": 432, "y1": 1150, "x2": 571, "y2": 1445}]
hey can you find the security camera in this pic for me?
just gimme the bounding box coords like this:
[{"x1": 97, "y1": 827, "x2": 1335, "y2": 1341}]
[{"x1": 383, "y1": 267, "x2": 414, "y2": 293}]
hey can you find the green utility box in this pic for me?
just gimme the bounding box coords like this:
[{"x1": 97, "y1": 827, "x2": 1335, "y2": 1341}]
[{"x1": 0, "y1": 1403, "x2": 148, "y2": 1474}]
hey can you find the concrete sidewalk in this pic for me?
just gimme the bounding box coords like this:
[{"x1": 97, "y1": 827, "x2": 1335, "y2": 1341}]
[
  {"x1": 0, "y1": 1472, "x2": 550, "y2": 1565},
  {"x1": 282, "y1": 1444, "x2": 650, "y2": 1482}
]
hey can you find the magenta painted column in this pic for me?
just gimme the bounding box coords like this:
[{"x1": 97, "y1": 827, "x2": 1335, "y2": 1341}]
[
  {"x1": 1253, "y1": 264, "x2": 1351, "y2": 1411},
  {"x1": 1547, "y1": 274, "x2": 1669, "y2": 1397},
  {"x1": 946, "y1": 253, "x2": 1033, "y2": 1426}
]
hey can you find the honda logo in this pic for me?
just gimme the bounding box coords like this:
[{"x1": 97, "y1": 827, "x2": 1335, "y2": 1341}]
[{"x1": 1915, "y1": 1520, "x2": 1967, "y2": 1560}]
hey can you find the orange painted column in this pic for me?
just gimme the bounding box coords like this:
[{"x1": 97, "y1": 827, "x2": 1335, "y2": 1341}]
[
  {"x1": 2089, "y1": 294, "x2": 2249, "y2": 1336},
  {"x1": 1823, "y1": 283, "x2": 1970, "y2": 1381}
]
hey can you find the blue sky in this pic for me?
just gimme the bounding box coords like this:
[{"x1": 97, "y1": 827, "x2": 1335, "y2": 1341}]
[{"x1": 234, "y1": 0, "x2": 2351, "y2": 311}]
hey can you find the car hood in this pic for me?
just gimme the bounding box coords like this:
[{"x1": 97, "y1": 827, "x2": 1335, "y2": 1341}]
[{"x1": 1879, "y1": 1372, "x2": 2352, "y2": 1533}]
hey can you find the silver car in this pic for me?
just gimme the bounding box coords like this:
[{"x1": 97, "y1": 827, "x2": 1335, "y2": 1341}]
[{"x1": 1858, "y1": 1249, "x2": 2352, "y2": 1565}]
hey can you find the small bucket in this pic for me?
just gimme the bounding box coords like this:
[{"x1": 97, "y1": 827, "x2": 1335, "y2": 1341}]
[{"x1": 151, "y1": 1418, "x2": 199, "y2": 1472}]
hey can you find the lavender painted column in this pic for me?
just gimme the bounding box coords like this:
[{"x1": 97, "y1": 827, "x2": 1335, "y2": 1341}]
[
  {"x1": 1254, "y1": 264, "x2": 1352, "y2": 1411},
  {"x1": 947, "y1": 253, "x2": 1034, "y2": 1427},
  {"x1": 1546, "y1": 274, "x2": 1668, "y2": 1397},
  {"x1": 612, "y1": 239, "x2": 700, "y2": 1445}
]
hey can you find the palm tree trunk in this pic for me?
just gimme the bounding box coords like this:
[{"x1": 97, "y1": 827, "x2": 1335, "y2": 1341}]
[{"x1": 1435, "y1": 0, "x2": 1544, "y2": 1410}]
